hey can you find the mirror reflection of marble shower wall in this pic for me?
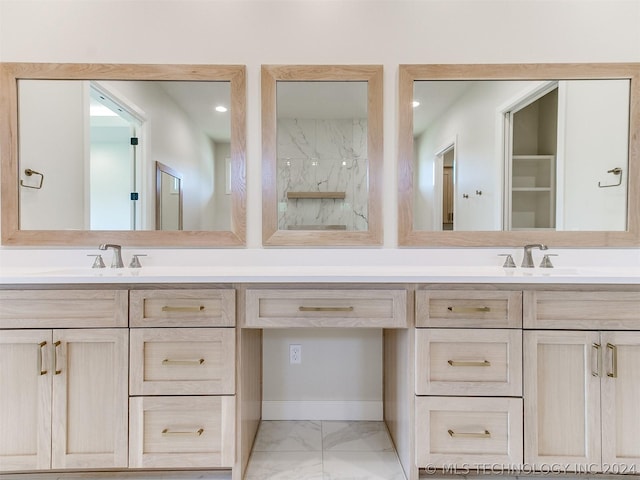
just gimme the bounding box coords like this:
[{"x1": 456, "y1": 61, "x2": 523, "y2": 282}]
[{"x1": 277, "y1": 118, "x2": 368, "y2": 231}]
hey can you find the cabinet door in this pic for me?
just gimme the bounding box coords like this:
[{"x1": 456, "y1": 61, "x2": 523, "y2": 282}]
[
  {"x1": 0, "y1": 330, "x2": 52, "y2": 471},
  {"x1": 601, "y1": 331, "x2": 640, "y2": 470},
  {"x1": 51, "y1": 329, "x2": 128, "y2": 469},
  {"x1": 524, "y1": 331, "x2": 601, "y2": 470}
]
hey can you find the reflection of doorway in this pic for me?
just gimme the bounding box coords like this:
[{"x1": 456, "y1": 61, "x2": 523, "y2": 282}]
[
  {"x1": 435, "y1": 142, "x2": 456, "y2": 231},
  {"x1": 503, "y1": 82, "x2": 558, "y2": 230},
  {"x1": 88, "y1": 84, "x2": 143, "y2": 230}
]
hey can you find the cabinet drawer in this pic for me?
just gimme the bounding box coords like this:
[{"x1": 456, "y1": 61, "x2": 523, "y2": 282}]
[
  {"x1": 416, "y1": 290, "x2": 522, "y2": 328},
  {"x1": 0, "y1": 290, "x2": 128, "y2": 328},
  {"x1": 245, "y1": 289, "x2": 407, "y2": 327},
  {"x1": 524, "y1": 290, "x2": 640, "y2": 329},
  {"x1": 130, "y1": 289, "x2": 235, "y2": 327},
  {"x1": 416, "y1": 397, "x2": 523, "y2": 467},
  {"x1": 129, "y1": 396, "x2": 235, "y2": 468},
  {"x1": 415, "y1": 329, "x2": 522, "y2": 396},
  {"x1": 130, "y1": 328, "x2": 235, "y2": 395}
]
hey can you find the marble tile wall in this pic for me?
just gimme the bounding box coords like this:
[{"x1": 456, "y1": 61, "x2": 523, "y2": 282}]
[{"x1": 277, "y1": 119, "x2": 368, "y2": 231}]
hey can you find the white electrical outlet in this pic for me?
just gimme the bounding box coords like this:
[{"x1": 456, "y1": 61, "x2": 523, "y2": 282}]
[{"x1": 289, "y1": 344, "x2": 302, "y2": 364}]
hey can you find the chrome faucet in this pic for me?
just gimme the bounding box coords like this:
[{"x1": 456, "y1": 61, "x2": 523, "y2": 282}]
[
  {"x1": 521, "y1": 244, "x2": 548, "y2": 268},
  {"x1": 99, "y1": 244, "x2": 124, "y2": 268}
]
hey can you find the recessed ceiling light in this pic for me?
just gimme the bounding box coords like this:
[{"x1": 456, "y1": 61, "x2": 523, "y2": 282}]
[
  {"x1": 215, "y1": 105, "x2": 228, "y2": 113},
  {"x1": 412, "y1": 100, "x2": 420, "y2": 108}
]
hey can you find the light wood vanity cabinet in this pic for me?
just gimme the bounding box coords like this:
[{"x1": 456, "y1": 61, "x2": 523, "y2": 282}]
[
  {"x1": 128, "y1": 288, "x2": 236, "y2": 469},
  {"x1": 0, "y1": 290, "x2": 128, "y2": 472},
  {"x1": 414, "y1": 289, "x2": 524, "y2": 469},
  {"x1": 524, "y1": 290, "x2": 640, "y2": 472}
]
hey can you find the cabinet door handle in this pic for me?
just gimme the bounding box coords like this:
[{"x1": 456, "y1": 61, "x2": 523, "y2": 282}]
[
  {"x1": 591, "y1": 343, "x2": 601, "y2": 377},
  {"x1": 298, "y1": 306, "x2": 354, "y2": 312},
  {"x1": 38, "y1": 341, "x2": 48, "y2": 375},
  {"x1": 162, "y1": 428, "x2": 204, "y2": 437},
  {"x1": 447, "y1": 360, "x2": 491, "y2": 367},
  {"x1": 162, "y1": 358, "x2": 205, "y2": 366},
  {"x1": 448, "y1": 429, "x2": 491, "y2": 439},
  {"x1": 606, "y1": 343, "x2": 618, "y2": 378},
  {"x1": 447, "y1": 306, "x2": 491, "y2": 313},
  {"x1": 162, "y1": 305, "x2": 205, "y2": 312},
  {"x1": 53, "y1": 341, "x2": 62, "y2": 375}
]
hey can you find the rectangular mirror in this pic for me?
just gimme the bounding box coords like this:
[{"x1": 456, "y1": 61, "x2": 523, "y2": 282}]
[
  {"x1": 1, "y1": 63, "x2": 246, "y2": 246},
  {"x1": 262, "y1": 65, "x2": 383, "y2": 246},
  {"x1": 398, "y1": 64, "x2": 640, "y2": 247}
]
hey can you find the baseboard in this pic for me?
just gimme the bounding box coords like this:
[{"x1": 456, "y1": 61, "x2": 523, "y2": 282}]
[{"x1": 262, "y1": 401, "x2": 383, "y2": 421}]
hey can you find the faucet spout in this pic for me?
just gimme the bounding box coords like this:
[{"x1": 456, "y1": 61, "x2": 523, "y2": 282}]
[
  {"x1": 521, "y1": 243, "x2": 548, "y2": 268},
  {"x1": 98, "y1": 244, "x2": 124, "y2": 268}
]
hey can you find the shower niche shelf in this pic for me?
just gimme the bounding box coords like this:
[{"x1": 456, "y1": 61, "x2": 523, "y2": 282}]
[{"x1": 286, "y1": 191, "x2": 346, "y2": 200}]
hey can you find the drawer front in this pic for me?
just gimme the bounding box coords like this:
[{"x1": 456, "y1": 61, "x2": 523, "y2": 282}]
[
  {"x1": 416, "y1": 397, "x2": 523, "y2": 467},
  {"x1": 0, "y1": 290, "x2": 128, "y2": 328},
  {"x1": 245, "y1": 289, "x2": 407, "y2": 327},
  {"x1": 130, "y1": 289, "x2": 235, "y2": 327},
  {"x1": 524, "y1": 290, "x2": 640, "y2": 329},
  {"x1": 129, "y1": 396, "x2": 235, "y2": 468},
  {"x1": 416, "y1": 290, "x2": 522, "y2": 328},
  {"x1": 415, "y1": 329, "x2": 522, "y2": 396},
  {"x1": 130, "y1": 328, "x2": 235, "y2": 395}
]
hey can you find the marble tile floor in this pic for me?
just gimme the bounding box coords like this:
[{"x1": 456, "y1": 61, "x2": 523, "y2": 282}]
[{"x1": 244, "y1": 420, "x2": 406, "y2": 480}]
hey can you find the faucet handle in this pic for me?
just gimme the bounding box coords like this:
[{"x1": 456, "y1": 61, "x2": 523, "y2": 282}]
[
  {"x1": 539, "y1": 254, "x2": 558, "y2": 268},
  {"x1": 498, "y1": 254, "x2": 516, "y2": 268},
  {"x1": 87, "y1": 254, "x2": 106, "y2": 269},
  {"x1": 129, "y1": 254, "x2": 147, "y2": 268}
]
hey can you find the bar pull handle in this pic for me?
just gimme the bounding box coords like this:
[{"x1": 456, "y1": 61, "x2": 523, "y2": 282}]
[
  {"x1": 162, "y1": 305, "x2": 205, "y2": 313},
  {"x1": 162, "y1": 358, "x2": 205, "y2": 366},
  {"x1": 448, "y1": 429, "x2": 491, "y2": 439},
  {"x1": 53, "y1": 341, "x2": 62, "y2": 375},
  {"x1": 162, "y1": 428, "x2": 204, "y2": 437},
  {"x1": 606, "y1": 343, "x2": 618, "y2": 378},
  {"x1": 299, "y1": 306, "x2": 354, "y2": 312},
  {"x1": 38, "y1": 341, "x2": 48, "y2": 375},
  {"x1": 448, "y1": 360, "x2": 491, "y2": 367},
  {"x1": 592, "y1": 343, "x2": 601, "y2": 377},
  {"x1": 447, "y1": 306, "x2": 491, "y2": 313}
]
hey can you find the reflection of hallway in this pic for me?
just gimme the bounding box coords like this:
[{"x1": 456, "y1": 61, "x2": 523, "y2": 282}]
[{"x1": 245, "y1": 420, "x2": 406, "y2": 479}]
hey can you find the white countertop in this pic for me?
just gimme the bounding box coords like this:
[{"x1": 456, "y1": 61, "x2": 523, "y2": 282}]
[
  {"x1": 1, "y1": 248, "x2": 639, "y2": 285},
  {"x1": 1, "y1": 265, "x2": 639, "y2": 285}
]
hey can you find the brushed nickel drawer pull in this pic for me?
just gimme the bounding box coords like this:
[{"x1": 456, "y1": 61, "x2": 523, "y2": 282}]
[
  {"x1": 162, "y1": 305, "x2": 205, "y2": 313},
  {"x1": 162, "y1": 358, "x2": 205, "y2": 366},
  {"x1": 447, "y1": 306, "x2": 491, "y2": 313},
  {"x1": 299, "y1": 306, "x2": 354, "y2": 312},
  {"x1": 448, "y1": 360, "x2": 491, "y2": 367},
  {"x1": 38, "y1": 341, "x2": 47, "y2": 375},
  {"x1": 448, "y1": 429, "x2": 491, "y2": 438},
  {"x1": 606, "y1": 343, "x2": 618, "y2": 378},
  {"x1": 592, "y1": 343, "x2": 601, "y2": 377},
  {"x1": 54, "y1": 340, "x2": 62, "y2": 375},
  {"x1": 162, "y1": 428, "x2": 204, "y2": 437}
]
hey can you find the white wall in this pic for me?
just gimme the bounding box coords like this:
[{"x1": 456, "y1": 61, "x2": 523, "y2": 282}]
[
  {"x1": 1, "y1": 0, "x2": 639, "y2": 417},
  {"x1": 18, "y1": 80, "x2": 86, "y2": 230},
  {"x1": 560, "y1": 80, "x2": 630, "y2": 230}
]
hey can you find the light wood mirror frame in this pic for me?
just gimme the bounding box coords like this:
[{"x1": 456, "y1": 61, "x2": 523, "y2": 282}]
[
  {"x1": 262, "y1": 65, "x2": 383, "y2": 246},
  {"x1": 398, "y1": 63, "x2": 640, "y2": 247},
  {"x1": 0, "y1": 62, "x2": 246, "y2": 247}
]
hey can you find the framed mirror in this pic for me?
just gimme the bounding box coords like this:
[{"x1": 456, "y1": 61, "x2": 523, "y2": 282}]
[
  {"x1": 398, "y1": 63, "x2": 640, "y2": 247},
  {"x1": 262, "y1": 65, "x2": 383, "y2": 246},
  {"x1": 0, "y1": 63, "x2": 246, "y2": 246},
  {"x1": 156, "y1": 161, "x2": 183, "y2": 231}
]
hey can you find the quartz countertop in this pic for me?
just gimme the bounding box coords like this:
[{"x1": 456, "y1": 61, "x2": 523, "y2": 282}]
[{"x1": 1, "y1": 265, "x2": 639, "y2": 285}]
